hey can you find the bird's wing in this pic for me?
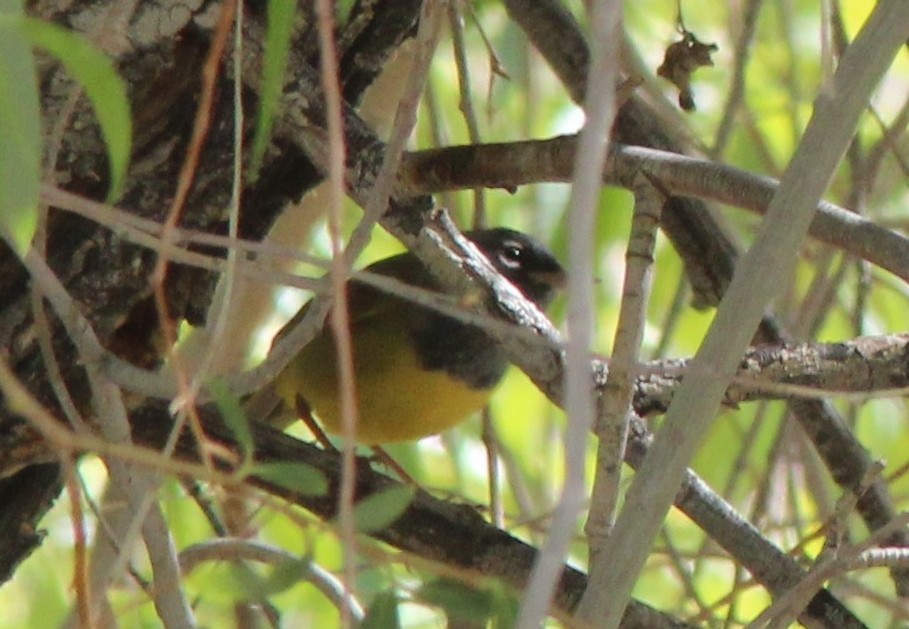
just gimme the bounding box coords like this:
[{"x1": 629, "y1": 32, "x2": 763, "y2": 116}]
[
  {"x1": 345, "y1": 253, "x2": 436, "y2": 324},
  {"x1": 271, "y1": 252, "x2": 435, "y2": 347}
]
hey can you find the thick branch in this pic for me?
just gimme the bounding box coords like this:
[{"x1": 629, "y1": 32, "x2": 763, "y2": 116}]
[
  {"x1": 0, "y1": 0, "x2": 426, "y2": 587},
  {"x1": 125, "y1": 400, "x2": 864, "y2": 629},
  {"x1": 498, "y1": 3, "x2": 909, "y2": 584},
  {"x1": 635, "y1": 333, "x2": 909, "y2": 414},
  {"x1": 398, "y1": 138, "x2": 909, "y2": 284}
]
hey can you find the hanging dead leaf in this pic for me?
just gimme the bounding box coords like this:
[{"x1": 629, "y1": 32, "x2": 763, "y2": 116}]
[{"x1": 657, "y1": 31, "x2": 718, "y2": 111}]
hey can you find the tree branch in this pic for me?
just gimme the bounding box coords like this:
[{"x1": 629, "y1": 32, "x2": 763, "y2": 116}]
[
  {"x1": 397, "y1": 137, "x2": 909, "y2": 284},
  {"x1": 124, "y1": 399, "x2": 865, "y2": 629}
]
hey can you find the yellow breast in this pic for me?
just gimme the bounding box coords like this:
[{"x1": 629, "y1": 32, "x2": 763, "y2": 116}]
[{"x1": 274, "y1": 316, "x2": 495, "y2": 444}]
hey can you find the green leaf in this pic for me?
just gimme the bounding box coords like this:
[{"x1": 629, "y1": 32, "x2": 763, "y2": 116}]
[
  {"x1": 0, "y1": 6, "x2": 40, "y2": 256},
  {"x1": 360, "y1": 591, "x2": 400, "y2": 629},
  {"x1": 225, "y1": 562, "x2": 270, "y2": 601},
  {"x1": 254, "y1": 461, "x2": 328, "y2": 496},
  {"x1": 23, "y1": 17, "x2": 131, "y2": 201},
  {"x1": 417, "y1": 579, "x2": 517, "y2": 627},
  {"x1": 215, "y1": 557, "x2": 319, "y2": 599},
  {"x1": 261, "y1": 557, "x2": 316, "y2": 595},
  {"x1": 417, "y1": 580, "x2": 492, "y2": 624},
  {"x1": 351, "y1": 486, "x2": 414, "y2": 534},
  {"x1": 209, "y1": 378, "x2": 254, "y2": 461},
  {"x1": 488, "y1": 585, "x2": 519, "y2": 628},
  {"x1": 249, "y1": 0, "x2": 296, "y2": 177},
  {"x1": 194, "y1": 558, "x2": 318, "y2": 602}
]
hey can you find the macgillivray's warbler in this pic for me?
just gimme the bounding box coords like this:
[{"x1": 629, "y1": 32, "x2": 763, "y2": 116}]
[{"x1": 270, "y1": 228, "x2": 565, "y2": 444}]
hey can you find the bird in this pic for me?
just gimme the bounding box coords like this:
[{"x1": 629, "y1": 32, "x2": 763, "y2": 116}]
[{"x1": 268, "y1": 227, "x2": 565, "y2": 445}]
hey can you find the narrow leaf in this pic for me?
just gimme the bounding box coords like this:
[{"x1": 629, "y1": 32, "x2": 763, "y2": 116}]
[
  {"x1": 418, "y1": 579, "x2": 493, "y2": 624},
  {"x1": 209, "y1": 378, "x2": 254, "y2": 461},
  {"x1": 351, "y1": 486, "x2": 414, "y2": 534},
  {"x1": 255, "y1": 461, "x2": 328, "y2": 496},
  {"x1": 249, "y1": 0, "x2": 296, "y2": 176},
  {"x1": 0, "y1": 8, "x2": 40, "y2": 256},
  {"x1": 24, "y1": 18, "x2": 131, "y2": 201},
  {"x1": 261, "y1": 557, "x2": 317, "y2": 595},
  {"x1": 361, "y1": 591, "x2": 401, "y2": 629}
]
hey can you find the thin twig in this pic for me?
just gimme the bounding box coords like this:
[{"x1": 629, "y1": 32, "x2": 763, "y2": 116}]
[
  {"x1": 518, "y1": 0, "x2": 621, "y2": 625},
  {"x1": 313, "y1": 0, "x2": 359, "y2": 623},
  {"x1": 178, "y1": 539, "x2": 365, "y2": 621},
  {"x1": 153, "y1": 0, "x2": 239, "y2": 473},
  {"x1": 583, "y1": 3, "x2": 909, "y2": 624},
  {"x1": 711, "y1": 0, "x2": 765, "y2": 157},
  {"x1": 583, "y1": 177, "x2": 660, "y2": 577}
]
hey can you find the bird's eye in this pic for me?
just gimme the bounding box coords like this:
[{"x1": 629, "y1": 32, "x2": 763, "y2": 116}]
[{"x1": 499, "y1": 243, "x2": 523, "y2": 268}]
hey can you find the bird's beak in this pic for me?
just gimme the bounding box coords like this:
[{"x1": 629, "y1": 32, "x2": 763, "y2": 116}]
[{"x1": 534, "y1": 268, "x2": 568, "y2": 290}]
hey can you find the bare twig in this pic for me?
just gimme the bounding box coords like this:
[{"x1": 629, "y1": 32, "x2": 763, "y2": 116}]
[
  {"x1": 517, "y1": 0, "x2": 621, "y2": 623},
  {"x1": 584, "y1": 3, "x2": 909, "y2": 624},
  {"x1": 583, "y1": 176, "x2": 661, "y2": 555}
]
